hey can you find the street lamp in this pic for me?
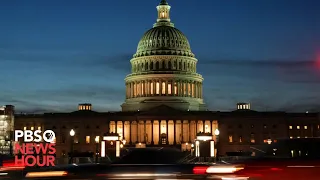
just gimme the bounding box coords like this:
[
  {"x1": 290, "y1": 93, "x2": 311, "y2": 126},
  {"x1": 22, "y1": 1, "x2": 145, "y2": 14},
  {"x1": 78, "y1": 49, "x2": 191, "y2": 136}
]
[
  {"x1": 69, "y1": 129, "x2": 75, "y2": 164},
  {"x1": 214, "y1": 129, "x2": 220, "y2": 162},
  {"x1": 214, "y1": 129, "x2": 220, "y2": 136},
  {"x1": 95, "y1": 136, "x2": 99, "y2": 163}
]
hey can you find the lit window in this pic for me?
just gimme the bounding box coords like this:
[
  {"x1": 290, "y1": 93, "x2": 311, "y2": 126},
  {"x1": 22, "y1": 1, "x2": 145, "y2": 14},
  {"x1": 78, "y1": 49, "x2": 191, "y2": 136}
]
[
  {"x1": 290, "y1": 136, "x2": 293, "y2": 139},
  {"x1": 150, "y1": 82, "x2": 154, "y2": 95},
  {"x1": 95, "y1": 136, "x2": 100, "y2": 142},
  {"x1": 305, "y1": 136, "x2": 308, "y2": 138},
  {"x1": 37, "y1": 126, "x2": 41, "y2": 130},
  {"x1": 183, "y1": 83, "x2": 186, "y2": 95},
  {"x1": 156, "y1": 82, "x2": 160, "y2": 94},
  {"x1": 31, "y1": 127, "x2": 34, "y2": 130},
  {"x1": 133, "y1": 83, "x2": 136, "y2": 97},
  {"x1": 304, "y1": 126, "x2": 307, "y2": 129},
  {"x1": 188, "y1": 83, "x2": 191, "y2": 96},
  {"x1": 297, "y1": 136, "x2": 300, "y2": 138},
  {"x1": 250, "y1": 133, "x2": 255, "y2": 143},
  {"x1": 267, "y1": 139, "x2": 272, "y2": 144},
  {"x1": 141, "y1": 82, "x2": 144, "y2": 95},
  {"x1": 174, "y1": 83, "x2": 177, "y2": 95},
  {"x1": 137, "y1": 83, "x2": 140, "y2": 96},
  {"x1": 191, "y1": 83, "x2": 194, "y2": 97},
  {"x1": 228, "y1": 135, "x2": 233, "y2": 143},
  {"x1": 86, "y1": 136, "x2": 90, "y2": 144},
  {"x1": 162, "y1": 82, "x2": 166, "y2": 94},
  {"x1": 239, "y1": 136, "x2": 242, "y2": 143},
  {"x1": 23, "y1": 127, "x2": 27, "y2": 130},
  {"x1": 161, "y1": 11, "x2": 165, "y2": 18},
  {"x1": 168, "y1": 83, "x2": 172, "y2": 95},
  {"x1": 289, "y1": 126, "x2": 292, "y2": 129},
  {"x1": 297, "y1": 126, "x2": 300, "y2": 129}
]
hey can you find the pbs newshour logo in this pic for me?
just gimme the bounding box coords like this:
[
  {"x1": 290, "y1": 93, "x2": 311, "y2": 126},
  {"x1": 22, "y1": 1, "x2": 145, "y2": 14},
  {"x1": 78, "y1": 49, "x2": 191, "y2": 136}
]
[{"x1": 14, "y1": 130, "x2": 57, "y2": 167}]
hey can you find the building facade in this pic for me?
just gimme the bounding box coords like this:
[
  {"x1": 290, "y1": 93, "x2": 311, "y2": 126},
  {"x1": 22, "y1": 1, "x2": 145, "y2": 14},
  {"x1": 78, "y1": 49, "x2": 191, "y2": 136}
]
[
  {"x1": 12, "y1": 0, "x2": 320, "y2": 158},
  {"x1": 15, "y1": 103, "x2": 320, "y2": 158},
  {"x1": 0, "y1": 105, "x2": 14, "y2": 155}
]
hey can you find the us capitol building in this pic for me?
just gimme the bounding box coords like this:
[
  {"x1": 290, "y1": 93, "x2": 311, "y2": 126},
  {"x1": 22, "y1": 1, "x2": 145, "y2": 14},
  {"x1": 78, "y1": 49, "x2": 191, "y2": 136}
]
[{"x1": 14, "y1": 0, "x2": 320, "y2": 158}]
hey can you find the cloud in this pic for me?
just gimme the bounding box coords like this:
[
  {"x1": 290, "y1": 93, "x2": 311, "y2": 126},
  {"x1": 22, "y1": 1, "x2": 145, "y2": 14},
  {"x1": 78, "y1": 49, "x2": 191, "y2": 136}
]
[
  {"x1": 0, "y1": 84, "x2": 126, "y2": 113},
  {"x1": 198, "y1": 58, "x2": 314, "y2": 68},
  {"x1": 79, "y1": 53, "x2": 132, "y2": 72}
]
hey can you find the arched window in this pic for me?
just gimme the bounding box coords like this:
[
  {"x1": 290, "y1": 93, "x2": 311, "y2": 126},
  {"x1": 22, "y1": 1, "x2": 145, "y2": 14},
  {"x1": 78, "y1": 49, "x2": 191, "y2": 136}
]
[
  {"x1": 162, "y1": 61, "x2": 165, "y2": 69},
  {"x1": 150, "y1": 62, "x2": 154, "y2": 70},
  {"x1": 145, "y1": 62, "x2": 148, "y2": 70},
  {"x1": 156, "y1": 61, "x2": 160, "y2": 70}
]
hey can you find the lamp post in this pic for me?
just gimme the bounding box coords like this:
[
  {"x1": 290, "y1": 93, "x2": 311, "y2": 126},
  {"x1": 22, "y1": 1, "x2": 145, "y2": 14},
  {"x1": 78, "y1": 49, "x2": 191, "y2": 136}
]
[
  {"x1": 69, "y1": 129, "x2": 75, "y2": 164},
  {"x1": 214, "y1": 129, "x2": 220, "y2": 162},
  {"x1": 95, "y1": 136, "x2": 99, "y2": 163}
]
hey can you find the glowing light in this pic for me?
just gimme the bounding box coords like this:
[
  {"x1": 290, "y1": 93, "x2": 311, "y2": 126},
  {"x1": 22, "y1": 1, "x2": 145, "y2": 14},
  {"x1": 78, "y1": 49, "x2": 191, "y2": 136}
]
[
  {"x1": 26, "y1": 171, "x2": 68, "y2": 178},
  {"x1": 69, "y1": 129, "x2": 75, "y2": 137},
  {"x1": 196, "y1": 135, "x2": 212, "y2": 141},
  {"x1": 101, "y1": 141, "x2": 105, "y2": 157},
  {"x1": 103, "y1": 136, "x2": 118, "y2": 141},
  {"x1": 214, "y1": 129, "x2": 220, "y2": 136}
]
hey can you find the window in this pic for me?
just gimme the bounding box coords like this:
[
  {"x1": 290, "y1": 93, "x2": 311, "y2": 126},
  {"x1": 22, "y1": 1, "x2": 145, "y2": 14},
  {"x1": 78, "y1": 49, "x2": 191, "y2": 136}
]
[
  {"x1": 297, "y1": 136, "x2": 300, "y2": 138},
  {"x1": 297, "y1": 126, "x2": 300, "y2": 129},
  {"x1": 156, "y1": 82, "x2": 160, "y2": 94},
  {"x1": 304, "y1": 126, "x2": 307, "y2": 129},
  {"x1": 168, "y1": 83, "x2": 172, "y2": 95},
  {"x1": 250, "y1": 133, "x2": 255, "y2": 143},
  {"x1": 289, "y1": 125, "x2": 292, "y2": 129},
  {"x1": 228, "y1": 135, "x2": 233, "y2": 143},
  {"x1": 37, "y1": 126, "x2": 41, "y2": 130},
  {"x1": 23, "y1": 127, "x2": 26, "y2": 130},
  {"x1": 174, "y1": 83, "x2": 177, "y2": 95},
  {"x1": 150, "y1": 82, "x2": 154, "y2": 95},
  {"x1": 239, "y1": 136, "x2": 242, "y2": 143},
  {"x1": 290, "y1": 136, "x2": 293, "y2": 139},
  {"x1": 191, "y1": 83, "x2": 194, "y2": 97},
  {"x1": 162, "y1": 82, "x2": 166, "y2": 94},
  {"x1": 161, "y1": 11, "x2": 165, "y2": 18},
  {"x1": 141, "y1": 83, "x2": 144, "y2": 96},
  {"x1": 95, "y1": 136, "x2": 100, "y2": 143},
  {"x1": 31, "y1": 127, "x2": 34, "y2": 130},
  {"x1": 86, "y1": 136, "x2": 90, "y2": 144}
]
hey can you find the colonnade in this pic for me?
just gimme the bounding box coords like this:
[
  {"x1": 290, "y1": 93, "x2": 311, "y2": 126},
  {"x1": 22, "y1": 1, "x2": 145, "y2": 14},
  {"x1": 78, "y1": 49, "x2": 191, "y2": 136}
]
[
  {"x1": 126, "y1": 80, "x2": 202, "y2": 99},
  {"x1": 109, "y1": 120, "x2": 218, "y2": 145}
]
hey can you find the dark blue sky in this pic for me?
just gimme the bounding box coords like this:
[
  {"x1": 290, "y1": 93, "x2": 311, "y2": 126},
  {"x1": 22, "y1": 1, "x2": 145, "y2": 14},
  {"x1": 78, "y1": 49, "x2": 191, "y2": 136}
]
[{"x1": 1, "y1": 0, "x2": 320, "y2": 113}]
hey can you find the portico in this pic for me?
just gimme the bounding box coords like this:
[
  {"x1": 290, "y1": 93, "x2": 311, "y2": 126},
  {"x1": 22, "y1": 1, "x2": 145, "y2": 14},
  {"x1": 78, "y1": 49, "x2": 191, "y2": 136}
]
[{"x1": 109, "y1": 106, "x2": 219, "y2": 146}]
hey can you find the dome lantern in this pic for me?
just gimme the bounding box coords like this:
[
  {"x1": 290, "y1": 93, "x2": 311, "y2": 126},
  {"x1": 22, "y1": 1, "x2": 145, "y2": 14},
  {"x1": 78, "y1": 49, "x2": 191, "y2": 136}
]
[{"x1": 154, "y1": 0, "x2": 174, "y2": 27}]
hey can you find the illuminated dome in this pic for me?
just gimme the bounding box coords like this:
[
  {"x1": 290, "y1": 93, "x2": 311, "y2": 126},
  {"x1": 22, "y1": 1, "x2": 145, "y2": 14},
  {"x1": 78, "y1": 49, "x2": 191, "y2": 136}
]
[
  {"x1": 121, "y1": 0, "x2": 207, "y2": 112},
  {"x1": 134, "y1": 26, "x2": 194, "y2": 58}
]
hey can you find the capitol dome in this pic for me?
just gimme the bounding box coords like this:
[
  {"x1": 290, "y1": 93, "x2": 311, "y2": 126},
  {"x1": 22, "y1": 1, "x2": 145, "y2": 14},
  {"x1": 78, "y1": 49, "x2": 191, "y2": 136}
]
[
  {"x1": 134, "y1": 26, "x2": 195, "y2": 58},
  {"x1": 121, "y1": 0, "x2": 207, "y2": 112}
]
